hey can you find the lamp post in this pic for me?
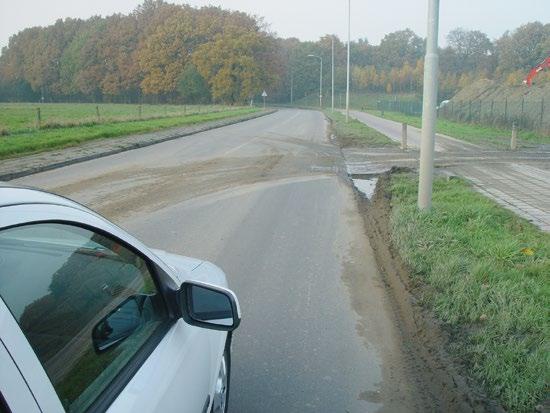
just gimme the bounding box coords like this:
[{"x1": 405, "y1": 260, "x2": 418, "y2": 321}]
[
  {"x1": 345, "y1": 0, "x2": 351, "y2": 121},
  {"x1": 331, "y1": 36, "x2": 335, "y2": 112},
  {"x1": 417, "y1": 0, "x2": 440, "y2": 210},
  {"x1": 308, "y1": 54, "x2": 323, "y2": 108}
]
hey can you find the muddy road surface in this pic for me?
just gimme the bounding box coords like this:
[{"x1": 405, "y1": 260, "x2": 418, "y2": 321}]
[{"x1": 17, "y1": 109, "x2": 442, "y2": 412}]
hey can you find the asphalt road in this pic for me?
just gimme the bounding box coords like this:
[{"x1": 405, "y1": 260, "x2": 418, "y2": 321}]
[{"x1": 16, "y1": 109, "x2": 429, "y2": 412}]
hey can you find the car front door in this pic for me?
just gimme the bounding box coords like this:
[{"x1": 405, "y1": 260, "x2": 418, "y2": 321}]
[
  {"x1": 0, "y1": 209, "x2": 216, "y2": 413},
  {"x1": 0, "y1": 320, "x2": 40, "y2": 413}
]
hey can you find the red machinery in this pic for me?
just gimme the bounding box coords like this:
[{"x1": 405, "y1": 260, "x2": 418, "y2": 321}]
[{"x1": 524, "y1": 56, "x2": 550, "y2": 86}]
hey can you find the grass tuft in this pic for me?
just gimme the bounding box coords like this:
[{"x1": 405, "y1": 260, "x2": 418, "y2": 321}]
[
  {"x1": 388, "y1": 173, "x2": 549, "y2": 412},
  {"x1": 325, "y1": 110, "x2": 395, "y2": 148}
]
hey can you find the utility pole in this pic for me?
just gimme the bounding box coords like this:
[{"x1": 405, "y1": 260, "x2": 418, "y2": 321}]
[
  {"x1": 345, "y1": 0, "x2": 351, "y2": 121},
  {"x1": 417, "y1": 0, "x2": 440, "y2": 211},
  {"x1": 290, "y1": 72, "x2": 294, "y2": 105},
  {"x1": 331, "y1": 36, "x2": 335, "y2": 112},
  {"x1": 308, "y1": 54, "x2": 323, "y2": 108}
]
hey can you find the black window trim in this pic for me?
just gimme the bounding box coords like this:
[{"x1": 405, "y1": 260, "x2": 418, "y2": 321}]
[
  {"x1": 0, "y1": 220, "x2": 181, "y2": 413},
  {"x1": 0, "y1": 391, "x2": 12, "y2": 413}
]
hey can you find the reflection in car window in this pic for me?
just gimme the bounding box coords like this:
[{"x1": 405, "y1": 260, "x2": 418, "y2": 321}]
[{"x1": 0, "y1": 223, "x2": 167, "y2": 412}]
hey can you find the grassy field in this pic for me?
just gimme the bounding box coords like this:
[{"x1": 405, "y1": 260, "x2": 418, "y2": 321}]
[
  {"x1": 0, "y1": 104, "x2": 259, "y2": 159},
  {"x1": 325, "y1": 110, "x2": 395, "y2": 148},
  {"x1": 367, "y1": 109, "x2": 550, "y2": 147},
  {"x1": 0, "y1": 103, "x2": 235, "y2": 134},
  {"x1": 388, "y1": 173, "x2": 549, "y2": 412}
]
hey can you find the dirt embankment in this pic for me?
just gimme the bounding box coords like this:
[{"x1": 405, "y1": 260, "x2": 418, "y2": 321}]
[
  {"x1": 451, "y1": 78, "x2": 550, "y2": 102},
  {"x1": 355, "y1": 170, "x2": 506, "y2": 413}
]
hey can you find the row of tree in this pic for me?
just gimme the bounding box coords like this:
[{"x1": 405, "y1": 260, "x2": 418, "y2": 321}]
[
  {"x1": 0, "y1": 0, "x2": 281, "y2": 103},
  {"x1": 0, "y1": 0, "x2": 548, "y2": 104}
]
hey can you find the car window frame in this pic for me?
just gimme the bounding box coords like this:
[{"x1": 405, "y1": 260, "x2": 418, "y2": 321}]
[
  {"x1": 0, "y1": 392, "x2": 10, "y2": 413},
  {"x1": 0, "y1": 219, "x2": 178, "y2": 413}
]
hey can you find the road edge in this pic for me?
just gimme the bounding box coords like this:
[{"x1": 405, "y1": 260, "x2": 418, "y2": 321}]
[
  {"x1": 353, "y1": 170, "x2": 506, "y2": 413},
  {"x1": 1, "y1": 109, "x2": 277, "y2": 181}
]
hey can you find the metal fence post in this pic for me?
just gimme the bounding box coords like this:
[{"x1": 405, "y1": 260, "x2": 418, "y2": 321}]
[
  {"x1": 479, "y1": 100, "x2": 482, "y2": 122},
  {"x1": 541, "y1": 98, "x2": 545, "y2": 128},
  {"x1": 511, "y1": 122, "x2": 517, "y2": 150},
  {"x1": 36, "y1": 107, "x2": 41, "y2": 129},
  {"x1": 138, "y1": 104, "x2": 142, "y2": 119},
  {"x1": 468, "y1": 100, "x2": 472, "y2": 121},
  {"x1": 521, "y1": 97, "x2": 524, "y2": 116},
  {"x1": 401, "y1": 123, "x2": 408, "y2": 150},
  {"x1": 96, "y1": 105, "x2": 100, "y2": 122},
  {"x1": 490, "y1": 100, "x2": 494, "y2": 119}
]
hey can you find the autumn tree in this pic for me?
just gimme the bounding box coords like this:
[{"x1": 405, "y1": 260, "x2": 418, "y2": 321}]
[{"x1": 193, "y1": 25, "x2": 280, "y2": 104}]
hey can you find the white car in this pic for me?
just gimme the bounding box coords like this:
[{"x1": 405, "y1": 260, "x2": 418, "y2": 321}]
[{"x1": 0, "y1": 184, "x2": 241, "y2": 413}]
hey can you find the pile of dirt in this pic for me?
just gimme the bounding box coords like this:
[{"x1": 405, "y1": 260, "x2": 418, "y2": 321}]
[{"x1": 355, "y1": 169, "x2": 506, "y2": 413}]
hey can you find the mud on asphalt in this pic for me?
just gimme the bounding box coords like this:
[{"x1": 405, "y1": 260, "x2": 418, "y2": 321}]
[{"x1": 353, "y1": 169, "x2": 506, "y2": 413}]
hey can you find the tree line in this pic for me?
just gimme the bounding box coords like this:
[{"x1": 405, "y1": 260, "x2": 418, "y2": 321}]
[{"x1": 0, "y1": 0, "x2": 548, "y2": 104}]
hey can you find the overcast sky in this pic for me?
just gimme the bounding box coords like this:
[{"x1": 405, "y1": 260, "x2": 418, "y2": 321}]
[{"x1": 1, "y1": 0, "x2": 549, "y2": 49}]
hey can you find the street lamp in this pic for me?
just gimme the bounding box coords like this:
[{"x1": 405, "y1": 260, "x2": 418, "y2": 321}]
[
  {"x1": 345, "y1": 0, "x2": 351, "y2": 121},
  {"x1": 308, "y1": 54, "x2": 323, "y2": 108},
  {"x1": 331, "y1": 36, "x2": 335, "y2": 112}
]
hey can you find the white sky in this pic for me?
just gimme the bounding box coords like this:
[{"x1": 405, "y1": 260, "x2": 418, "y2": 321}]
[{"x1": 1, "y1": 0, "x2": 549, "y2": 49}]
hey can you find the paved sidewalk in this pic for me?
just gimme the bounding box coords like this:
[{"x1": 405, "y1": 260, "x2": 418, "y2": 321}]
[
  {"x1": 348, "y1": 110, "x2": 482, "y2": 152},
  {"x1": 0, "y1": 110, "x2": 275, "y2": 181},
  {"x1": 344, "y1": 110, "x2": 550, "y2": 232}
]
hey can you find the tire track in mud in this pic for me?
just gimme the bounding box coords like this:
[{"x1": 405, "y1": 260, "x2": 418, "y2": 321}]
[{"x1": 354, "y1": 171, "x2": 506, "y2": 413}]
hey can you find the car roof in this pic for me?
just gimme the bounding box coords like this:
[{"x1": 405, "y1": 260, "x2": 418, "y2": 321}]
[{"x1": 0, "y1": 183, "x2": 90, "y2": 212}]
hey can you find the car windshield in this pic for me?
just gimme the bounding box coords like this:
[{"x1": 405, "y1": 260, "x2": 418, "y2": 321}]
[{"x1": 0, "y1": 1, "x2": 548, "y2": 413}]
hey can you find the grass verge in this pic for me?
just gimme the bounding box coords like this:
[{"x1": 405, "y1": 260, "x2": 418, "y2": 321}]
[
  {"x1": 367, "y1": 110, "x2": 550, "y2": 148},
  {"x1": 325, "y1": 110, "x2": 395, "y2": 148},
  {"x1": 388, "y1": 173, "x2": 549, "y2": 412},
  {"x1": 0, "y1": 108, "x2": 259, "y2": 159}
]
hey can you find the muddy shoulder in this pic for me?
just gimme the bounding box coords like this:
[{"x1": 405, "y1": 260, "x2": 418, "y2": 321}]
[{"x1": 356, "y1": 170, "x2": 506, "y2": 413}]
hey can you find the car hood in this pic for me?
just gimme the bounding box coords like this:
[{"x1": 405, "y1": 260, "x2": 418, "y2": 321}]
[{"x1": 151, "y1": 249, "x2": 228, "y2": 288}]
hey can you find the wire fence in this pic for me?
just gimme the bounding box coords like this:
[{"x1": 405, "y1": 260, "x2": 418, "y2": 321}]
[
  {"x1": 0, "y1": 103, "x2": 234, "y2": 135},
  {"x1": 376, "y1": 97, "x2": 550, "y2": 134},
  {"x1": 439, "y1": 99, "x2": 548, "y2": 132}
]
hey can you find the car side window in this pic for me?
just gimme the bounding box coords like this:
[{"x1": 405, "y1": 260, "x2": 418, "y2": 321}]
[{"x1": 0, "y1": 223, "x2": 168, "y2": 412}]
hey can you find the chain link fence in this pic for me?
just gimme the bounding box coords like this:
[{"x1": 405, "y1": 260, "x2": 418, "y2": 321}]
[
  {"x1": 439, "y1": 99, "x2": 547, "y2": 132},
  {"x1": 376, "y1": 97, "x2": 549, "y2": 134}
]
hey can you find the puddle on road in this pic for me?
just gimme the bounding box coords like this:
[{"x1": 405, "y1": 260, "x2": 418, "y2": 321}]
[{"x1": 352, "y1": 177, "x2": 378, "y2": 199}]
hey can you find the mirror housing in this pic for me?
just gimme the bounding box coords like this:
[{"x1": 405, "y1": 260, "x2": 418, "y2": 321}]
[{"x1": 179, "y1": 281, "x2": 241, "y2": 331}]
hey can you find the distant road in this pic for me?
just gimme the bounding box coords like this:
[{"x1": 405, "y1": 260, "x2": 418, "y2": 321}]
[{"x1": 17, "y1": 109, "x2": 436, "y2": 412}]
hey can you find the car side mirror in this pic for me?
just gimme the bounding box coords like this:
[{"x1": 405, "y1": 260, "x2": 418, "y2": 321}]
[
  {"x1": 92, "y1": 295, "x2": 147, "y2": 353},
  {"x1": 179, "y1": 281, "x2": 241, "y2": 331}
]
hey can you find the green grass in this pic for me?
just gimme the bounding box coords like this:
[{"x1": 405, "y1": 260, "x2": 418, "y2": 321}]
[
  {"x1": 325, "y1": 110, "x2": 395, "y2": 148},
  {"x1": 0, "y1": 103, "x2": 235, "y2": 133},
  {"x1": 0, "y1": 107, "x2": 259, "y2": 159},
  {"x1": 368, "y1": 109, "x2": 550, "y2": 148},
  {"x1": 388, "y1": 173, "x2": 549, "y2": 412}
]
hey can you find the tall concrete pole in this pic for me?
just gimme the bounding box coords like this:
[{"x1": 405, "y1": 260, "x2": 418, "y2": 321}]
[
  {"x1": 290, "y1": 72, "x2": 294, "y2": 105},
  {"x1": 417, "y1": 0, "x2": 440, "y2": 210},
  {"x1": 345, "y1": 0, "x2": 351, "y2": 121},
  {"x1": 320, "y1": 57, "x2": 323, "y2": 108},
  {"x1": 307, "y1": 55, "x2": 323, "y2": 108},
  {"x1": 331, "y1": 36, "x2": 335, "y2": 112}
]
